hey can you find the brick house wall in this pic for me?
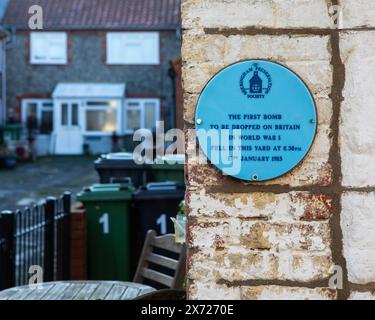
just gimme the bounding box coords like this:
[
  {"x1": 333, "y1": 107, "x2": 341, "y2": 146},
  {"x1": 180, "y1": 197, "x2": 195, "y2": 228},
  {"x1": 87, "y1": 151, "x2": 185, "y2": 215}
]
[
  {"x1": 182, "y1": 0, "x2": 375, "y2": 300},
  {"x1": 70, "y1": 202, "x2": 87, "y2": 280},
  {"x1": 6, "y1": 30, "x2": 181, "y2": 129}
]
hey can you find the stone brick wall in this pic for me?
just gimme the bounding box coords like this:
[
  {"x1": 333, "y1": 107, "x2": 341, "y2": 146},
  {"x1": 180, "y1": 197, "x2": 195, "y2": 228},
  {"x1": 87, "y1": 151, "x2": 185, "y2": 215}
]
[{"x1": 182, "y1": 0, "x2": 375, "y2": 300}]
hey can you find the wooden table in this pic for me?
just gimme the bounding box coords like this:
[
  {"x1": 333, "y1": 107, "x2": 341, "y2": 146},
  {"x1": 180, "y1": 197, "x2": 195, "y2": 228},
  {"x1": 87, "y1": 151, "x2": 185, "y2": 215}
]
[{"x1": 0, "y1": 281, "x2": 155, "y2": 300}]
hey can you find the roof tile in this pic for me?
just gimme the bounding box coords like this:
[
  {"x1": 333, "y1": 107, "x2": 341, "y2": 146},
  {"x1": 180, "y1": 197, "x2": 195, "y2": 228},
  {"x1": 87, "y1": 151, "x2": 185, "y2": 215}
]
[{"x1": 2, "y1": 0, "x2": 181, "y2": 30}]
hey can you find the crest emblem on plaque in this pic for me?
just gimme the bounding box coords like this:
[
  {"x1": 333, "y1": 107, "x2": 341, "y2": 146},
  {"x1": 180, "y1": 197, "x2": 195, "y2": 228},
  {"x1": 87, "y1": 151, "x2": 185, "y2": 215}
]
[{"x1": 240, "y1": 62, "x2": 273, "y2": 99}]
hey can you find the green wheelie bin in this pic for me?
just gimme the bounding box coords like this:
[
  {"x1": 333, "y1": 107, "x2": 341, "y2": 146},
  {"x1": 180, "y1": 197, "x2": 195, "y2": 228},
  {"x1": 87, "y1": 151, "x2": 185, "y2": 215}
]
[
  {"x1": 1, "y1": 124, "x2": 22, "y2": 142},
  {"x1": 77, "y1": 183, "x2": 134, "y2": 281},
  {"x1": 149, "y1": 154, "x2": 185, "y2": 185}
]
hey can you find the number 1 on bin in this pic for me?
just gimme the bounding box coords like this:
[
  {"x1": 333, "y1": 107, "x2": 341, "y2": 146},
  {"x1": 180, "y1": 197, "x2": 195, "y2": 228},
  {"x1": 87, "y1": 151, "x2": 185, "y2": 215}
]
[
  {"x1": 99, "y1": 213, "x2": 110, "y2": 234},
  {"x1": 156, "y1": 214, "x2": 167, "y2": 235}
]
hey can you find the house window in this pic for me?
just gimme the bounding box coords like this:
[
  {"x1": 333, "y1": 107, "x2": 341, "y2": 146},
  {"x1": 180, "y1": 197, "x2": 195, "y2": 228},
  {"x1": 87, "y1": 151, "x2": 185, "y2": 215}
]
[
  {"x1": 30, "y1": 32, "x2": 68, "y2": 64},
  {"x1": 124, "y1": 99, "x2": 160, "y2": 133},
  {"x1": 22, "y1": 99, "x2": 54, "y2": 134},
  {"x1": 61, "y1": 104, "x2": 68, "y2": 126},
  {"x1": 85, "y1": 101, "x2": 118, "y2": 133},
  {"x1": 71, "y1": 104, "x2": 79, "y2": 126},
  {"x1": 106, "y1": 32, "x2": 160, "y2": 65},
  {"x1": 126, "y1": 102, "x2": 142, "y2": 131},
  {"x1": 40, "y1": 107, "x2": 53, "y2": 133},
  {"x1": 144, "y1": 102, "x2": 158, "y2": 129}
]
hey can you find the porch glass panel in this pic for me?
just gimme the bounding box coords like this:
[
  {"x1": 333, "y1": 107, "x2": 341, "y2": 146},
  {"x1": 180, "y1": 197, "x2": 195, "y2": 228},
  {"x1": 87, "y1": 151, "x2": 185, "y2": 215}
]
[
  {"x1": 86, "y1": 109, "x2": 117, "y2": 132},
  {"x1": 61, "y1": 104, "x2": 68, "y2": 126},
  {"x1": 71, "y1": 104, "x2": 79, "y2": 126}
]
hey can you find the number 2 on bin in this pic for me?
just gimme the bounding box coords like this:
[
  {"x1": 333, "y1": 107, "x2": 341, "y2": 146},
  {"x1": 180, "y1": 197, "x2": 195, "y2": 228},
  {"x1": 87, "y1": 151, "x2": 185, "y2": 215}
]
[
  {"x1": 99, "y1": 213, "x2": 110, "y2": 234},
  {"x1": 156, "y1": 214, "x2": 167, "y2": 235}
]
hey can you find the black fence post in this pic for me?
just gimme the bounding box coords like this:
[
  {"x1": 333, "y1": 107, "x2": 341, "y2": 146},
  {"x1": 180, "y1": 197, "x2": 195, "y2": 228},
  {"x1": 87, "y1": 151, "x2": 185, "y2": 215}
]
[
  {"x1": 43, "y1": 198, "x2": 55, "y2": 282},
  {"x1": 0, "y1": 211, "x2": 16, "y2": 290},
  {"x1": 62, "y1": 192, "x2": 71, "y2": 280}
]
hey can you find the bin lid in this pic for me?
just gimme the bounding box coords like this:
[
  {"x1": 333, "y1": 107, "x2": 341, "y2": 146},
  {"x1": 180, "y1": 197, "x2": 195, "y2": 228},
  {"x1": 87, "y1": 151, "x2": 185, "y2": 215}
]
[
  {"x1": 164, "y1": 154, "x2": 185, "y2": 163},
  {"x1": 154, "y1": 154, "x2": 185, "y2": 164},
  {"x1": 94, "y1": 153, "x2": 148, "y2": 169},
  {"x1": 77, "y1": 183, "x2": 134, "y2": 202},
  {"x1": 101, "y1": 152, "x2": 134, "y2": 160},
  {"x1": 151, "y1": 154, "x2": 185, "y2": 170},
  {"x1": 133, "y1": 182, "x2": 185, "y2": 200}
]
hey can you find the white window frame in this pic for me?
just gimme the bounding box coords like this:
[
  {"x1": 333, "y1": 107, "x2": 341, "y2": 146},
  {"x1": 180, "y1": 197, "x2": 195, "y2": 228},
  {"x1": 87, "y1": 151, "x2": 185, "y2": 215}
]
[
  {"x1": 82, "y1": 99, "x2": 122, "y2": 136},
  {"x1": 30, "y1": 32, "x2": 68, "y2": 65},
  {"x1": 124, "y1": 98, "x2": 160, "y2": 134},
  {"x1": 21, "y1": 99, "x2": 54, "y2": 134},
  {"x1": 59, "y1": 101, "x2": 81, "y2": 128},
  {"x1": 106, "y1": 32, "x2": 160, "y2": 65}
]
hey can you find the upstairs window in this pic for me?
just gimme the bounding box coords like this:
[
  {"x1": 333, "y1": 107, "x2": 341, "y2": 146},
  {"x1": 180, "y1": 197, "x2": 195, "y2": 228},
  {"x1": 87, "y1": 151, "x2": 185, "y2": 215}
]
[
  {"x1": 106, "y1": 32, "x2": 160, "y2": 65},
  {"x1": 30, "y1": 32, "x2": 68, "y2": 65}
]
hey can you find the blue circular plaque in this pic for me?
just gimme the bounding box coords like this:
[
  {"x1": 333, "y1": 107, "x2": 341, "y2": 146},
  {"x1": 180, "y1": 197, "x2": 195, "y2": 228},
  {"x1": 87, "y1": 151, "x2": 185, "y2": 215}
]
[{"x1": 195, "y1": 60, "x2": 317, "y2": 182}]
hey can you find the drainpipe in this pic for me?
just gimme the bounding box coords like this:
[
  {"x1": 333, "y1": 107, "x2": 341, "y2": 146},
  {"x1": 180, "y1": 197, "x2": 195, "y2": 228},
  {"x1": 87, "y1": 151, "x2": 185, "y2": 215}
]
[
  {"x1": 0, "y1": 37, "x2": 5, "y2": 126},
  {"x1": 0, "y1": 26, "x2": 16, "y2": 125},
  {"x1": 168, "y1": 61, "x2": 176, "y2": 130},
  {"x1": 2, "y1": 26, "x2": 16, "y2": 49}
]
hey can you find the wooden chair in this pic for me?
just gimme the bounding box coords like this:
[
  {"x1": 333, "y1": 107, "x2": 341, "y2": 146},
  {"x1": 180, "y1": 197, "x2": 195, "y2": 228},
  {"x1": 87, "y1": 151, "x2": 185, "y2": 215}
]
[{"x1": 133, "y1": 230, "x2": 186, "y2": 289}]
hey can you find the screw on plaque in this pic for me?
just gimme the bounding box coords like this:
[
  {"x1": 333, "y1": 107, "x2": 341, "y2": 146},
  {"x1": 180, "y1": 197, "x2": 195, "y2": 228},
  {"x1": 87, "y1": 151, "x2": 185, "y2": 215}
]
[
  {"x1": 196, "y1": 118, "x2": 203, "y2": 125},
  {"x1": 252, "y1": 174, "x2": 259, "y2": 181},
  {"x1": 310, "y1": 119, "x2": 316, "y2": 124}
]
